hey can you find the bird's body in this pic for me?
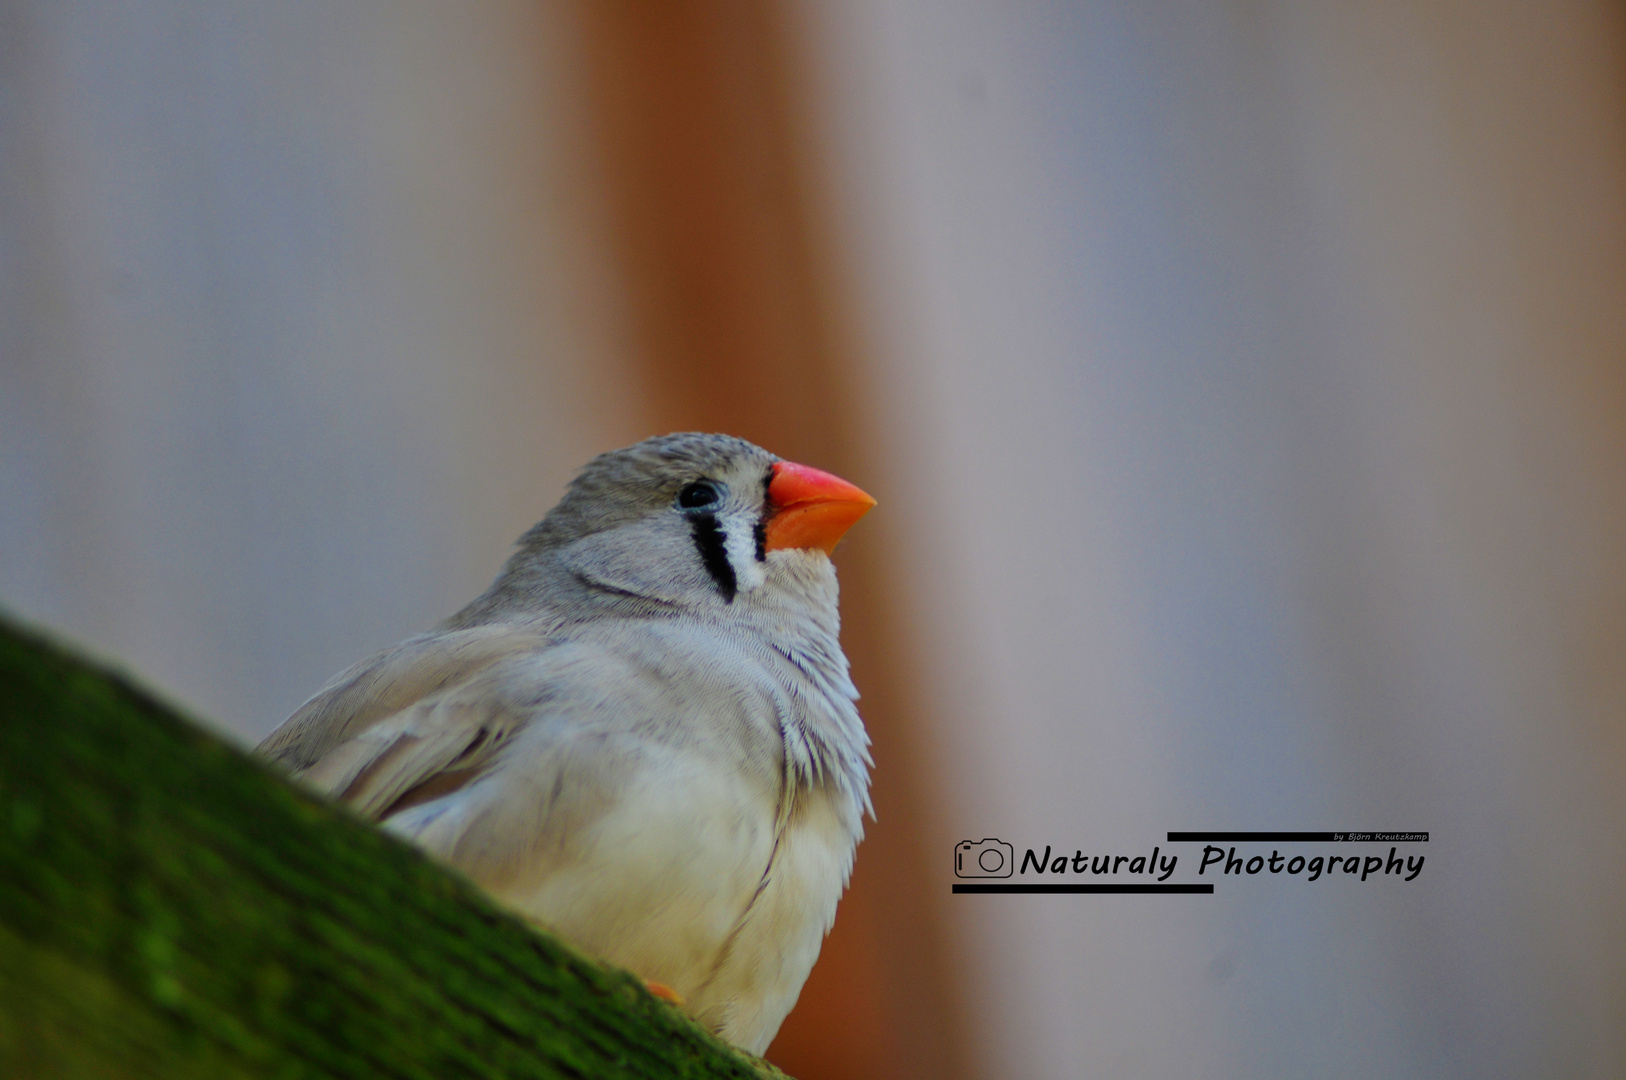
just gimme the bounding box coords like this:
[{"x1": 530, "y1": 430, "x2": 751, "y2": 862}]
[{"x1": 259, "y1": 434, "x2": 874, "y2": 1054}]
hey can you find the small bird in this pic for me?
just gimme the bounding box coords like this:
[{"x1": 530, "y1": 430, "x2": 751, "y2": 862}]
[{"x1": 258, "y1": 433, "x2": 876, "y2": 1054}]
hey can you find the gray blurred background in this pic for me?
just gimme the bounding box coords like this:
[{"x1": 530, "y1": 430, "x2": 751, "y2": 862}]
[{"x1": 4, "y1": 2, "x2": 1624, "y2": 1077}]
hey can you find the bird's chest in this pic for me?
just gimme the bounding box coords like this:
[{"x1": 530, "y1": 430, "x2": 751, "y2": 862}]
[{"x1": 682, "y1": 779, "x2": 860, "y2": 1047}]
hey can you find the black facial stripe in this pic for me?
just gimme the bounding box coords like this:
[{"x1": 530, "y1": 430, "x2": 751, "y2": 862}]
[
  {"x1": 690, "y1": 513, "x2": 737, "y2": 603},
  {"x1": 756, "y1": 464, "x2": 774, "y2": 562}
]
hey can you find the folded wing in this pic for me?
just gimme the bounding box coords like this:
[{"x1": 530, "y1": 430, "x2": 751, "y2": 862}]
[{"x1": 258, "y1": 624, "x2": 552, "y2": 818}]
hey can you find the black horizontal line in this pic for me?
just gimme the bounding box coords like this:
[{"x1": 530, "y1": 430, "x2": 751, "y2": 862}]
[
  {"x1": 952, "y1": 883, "x2": 1213, "y2": 894},
  {"x1": 1170, "y1": 832, "x2": 1334, "y2": 841},
  {"x1": 1167, "y1": 832, "x2": 1428, "y2": 842}
]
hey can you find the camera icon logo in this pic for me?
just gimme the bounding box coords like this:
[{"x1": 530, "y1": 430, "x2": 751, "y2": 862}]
[{"x1": 956, "y1": 838, "x2": 1015, "y2": 878}]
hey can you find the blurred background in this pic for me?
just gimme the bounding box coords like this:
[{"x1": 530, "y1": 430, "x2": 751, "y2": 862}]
[{"x1": 4, "y1": 1, "x2": 1625, "y2": 1076}]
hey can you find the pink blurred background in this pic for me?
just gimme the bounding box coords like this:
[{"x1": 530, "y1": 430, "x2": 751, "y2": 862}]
[{"x1": 4, "y1": 2, "x2": 1625, "y2": 1076}]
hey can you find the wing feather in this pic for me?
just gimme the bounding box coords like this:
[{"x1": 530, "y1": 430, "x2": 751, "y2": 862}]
[{"x1": 258, "y1": 623, "x2": 550, "y2": 815}]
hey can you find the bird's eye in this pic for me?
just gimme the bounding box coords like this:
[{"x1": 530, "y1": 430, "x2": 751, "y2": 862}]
[{"x1": 677, "y1": 480, "x2": 723, "y2": 509}]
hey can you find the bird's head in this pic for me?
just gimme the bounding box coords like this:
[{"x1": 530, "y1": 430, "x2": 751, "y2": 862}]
[{"x1": 465, "y1": 433, "x2": 875, "y2": 622}]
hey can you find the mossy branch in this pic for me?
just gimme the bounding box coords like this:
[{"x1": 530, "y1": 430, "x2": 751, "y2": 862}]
[{"x1": 0, "y1": 615, "x2": 788, "y2": 1079}]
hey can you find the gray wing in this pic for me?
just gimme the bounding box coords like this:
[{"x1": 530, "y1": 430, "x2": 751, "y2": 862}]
[
  {"x1": 258, "y1": 623, "x2": 553, "y2": 818},
  {"x1": 259, "y1": 620, "x2": 788, "y2": 834}
]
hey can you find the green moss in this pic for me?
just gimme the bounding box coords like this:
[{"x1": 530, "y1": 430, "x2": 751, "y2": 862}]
[{"x1": 0, "y1": 616, "x2": 787, "y2": 1079}]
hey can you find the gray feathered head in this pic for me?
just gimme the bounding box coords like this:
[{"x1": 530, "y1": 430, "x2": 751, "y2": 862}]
[
  {"x1": 529, "y1": 433, "x2": 777, "y2": 550},
  {"x1": 455, "y1": 433, "x2": 873, "y2": 625}
]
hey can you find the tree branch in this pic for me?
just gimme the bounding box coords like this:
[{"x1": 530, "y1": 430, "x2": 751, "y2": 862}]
[{"x1": 0, "y1": 615, "x2": 788, "y2": 1079}]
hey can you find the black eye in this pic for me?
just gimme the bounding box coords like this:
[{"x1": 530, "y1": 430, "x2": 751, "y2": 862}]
[{"x1": 677, "y1": 479, "x2": 723, "y2": 509}]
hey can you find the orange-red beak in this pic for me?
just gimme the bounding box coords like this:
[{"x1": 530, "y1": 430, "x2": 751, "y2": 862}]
[{"x1": 763, "y1": 461, "x2": 876, "y2": 555}]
